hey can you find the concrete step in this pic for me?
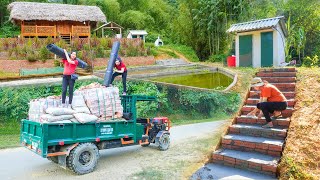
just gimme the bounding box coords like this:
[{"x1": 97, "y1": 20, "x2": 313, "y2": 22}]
[
  {"x1": 191, "y1": 163, "x2": 276, "y2": 180},
  {"x1": 258, "y1": 76, "x2": 296, "y2": 83},
  {"x1": 236, "y1": 115, "x2": 290, "y2": 128},
  {"x1": 259, "y1": 68, "x2": 296, "y2": 72},
  {"x1": 222, "y1": 134, "x2": 284, "y2": 157},
  {"x1": 246, "y1": 98, "x2": 295, "y2": 107},
  {"x1": 249, "y1": 91, "x2": 295, "y2": 99},
  {"x1": 212, "y1": 149, "x2": 279, "y2": 176},
  {"x1": 250, "y1": 83, "x2": 296, "y2": 91},
  {"x1": 229, "y1": 124, "x2": 287, "y2": 140},
  {"x1": 241, "y1": 105, "x2": 294, "y2": 118},
  {"x1": 257, "y1": 71, "x2": 296, "y2": 77}
]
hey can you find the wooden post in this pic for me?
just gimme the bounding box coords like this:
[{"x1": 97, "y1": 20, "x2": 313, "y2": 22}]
[
  {"x1": 36, "y1": 25, "x2": 38, "y2": 37},
  {"x1": 21, "y1": 21, "x2": 24, "y2": 37},
  {"x1": 88, "y1": 25, "x2": 91, "y2": 38},
  {"x1": 54, "y1": 25, "x2": 56, "y2": 39}
]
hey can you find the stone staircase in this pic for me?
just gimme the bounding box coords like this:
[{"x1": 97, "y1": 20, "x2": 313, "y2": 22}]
[{"x1": 211, "y1": 68, "x2": 296, "y2": 177}]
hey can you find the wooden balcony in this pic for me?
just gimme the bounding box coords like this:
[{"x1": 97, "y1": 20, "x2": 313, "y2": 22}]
[
  {"x1": 72, "y1": 26, "x2": 90, "y2": 37},
  {"x1": 21, "y1": 25, "x2": 56, "y2": 37},
  {"x1": 21, "y1": 25, "x2": 90, "y2": 38}
]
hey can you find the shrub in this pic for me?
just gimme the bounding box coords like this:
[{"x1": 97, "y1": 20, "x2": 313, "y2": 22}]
[
  {"x1": 302, "y1": 55, "x2": 319, "y2": 67},
  {"x1": 53, "y1": 59, "x2": 62, "y2": 67},
  {"x1": 26, "y1": 52, "x2": 37, "y2": 62},
  {"x1": 208, "y1": 54, "x2": 227, "y2": 62},
  {"x1": 39, "y1": 46, "x2": 50, "y2": 60}
]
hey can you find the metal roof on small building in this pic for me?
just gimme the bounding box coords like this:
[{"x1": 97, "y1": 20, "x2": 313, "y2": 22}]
[
  {"x1": 128, "y1": 30, "x2": 148, "y2": 35},
  {"x1": 227, "y1": 16, "x2": 287, "y2": 37}
]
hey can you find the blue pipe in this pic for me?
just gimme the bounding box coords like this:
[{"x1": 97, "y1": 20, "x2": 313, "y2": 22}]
[
  {"x1": 46, "y1": 44, "x2": 88, "y2": 69},
  {"x1": 103, "y1": 41, "x2": 120, "y2": 86}
]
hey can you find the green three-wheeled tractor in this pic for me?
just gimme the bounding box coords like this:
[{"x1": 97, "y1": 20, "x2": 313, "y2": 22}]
[{"x1": 20, "y1": 95, "x2": 171, "y2": 174}]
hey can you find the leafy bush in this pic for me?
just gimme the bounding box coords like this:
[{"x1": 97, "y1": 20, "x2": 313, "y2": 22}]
[
  {"x1": 302, "y1": 55, "x2": 319, "y2": 67},
  {"x1": 174, "y1": 89, "x2": 240, "y2": 117},
  {"x1": 113, "y1": 80, "x2": 168, "y2": 117},
  {"x1": 53, "y1": 59, "x2": 62, "y2": 67},
  {"x1": 0, "y1": 23, "x2": 20, "y2": 38},
  {"x1": 26, "y1": 52, "x2": 37, "y2": 62},
  {"x1": 39, "y1": 46, "x2": 50, "y2": 60},
  {"x1": 208, "y1": 54, "x2": 227, "y2": 63}
]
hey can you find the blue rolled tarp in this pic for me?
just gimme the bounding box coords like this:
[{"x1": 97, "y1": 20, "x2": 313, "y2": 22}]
[
  {"x1": 46, "y1": 44, "x2": 88, "y2": 69},
  {"x1": 103, "y1": 41, "x2": 120, "y2": 86}
]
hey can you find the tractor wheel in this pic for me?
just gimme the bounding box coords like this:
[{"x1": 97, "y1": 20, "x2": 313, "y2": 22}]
[
  {"x1": 158, "y1": 134, "x2": 170, "y2": 151},
  {"x1": 47, "y1": 156, "x2": 58, "y2": 164},
  {"x1": 66, "y1": 143, "x2": 99, "y2": 175}
]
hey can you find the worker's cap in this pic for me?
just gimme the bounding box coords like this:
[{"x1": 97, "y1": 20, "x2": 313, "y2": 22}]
[{"x1": 251, "y1": 77, "x2": 264, "y2": 87}]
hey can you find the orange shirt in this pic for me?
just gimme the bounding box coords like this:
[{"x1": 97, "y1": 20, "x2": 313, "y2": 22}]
[{"x1": 260, "y1": 84, "x2": 287, "y2": 102}]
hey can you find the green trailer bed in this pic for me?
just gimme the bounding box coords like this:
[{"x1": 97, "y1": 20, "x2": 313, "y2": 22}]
[{"x1": 21, "y1": 119, "x2": 144, "y2": 158}]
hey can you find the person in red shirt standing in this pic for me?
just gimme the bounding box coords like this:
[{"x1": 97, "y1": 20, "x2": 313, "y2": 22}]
[
  {"x1": 61, "y1": 49, "x2": 79, "y2": 108},
  {"x1": 247, "y1": 77, "x2": 287, "y2": 128},
  {"x1": 110, "y1": 56, "x2": 127, "y2": 95}
]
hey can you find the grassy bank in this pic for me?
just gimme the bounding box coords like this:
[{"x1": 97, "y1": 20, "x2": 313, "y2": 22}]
[
  {"x1": 279, "y1": 67, "x2": 320, "y2": 179},
  {"x1": 0, "y1": 121, "x2": 20, "y2": 149}
]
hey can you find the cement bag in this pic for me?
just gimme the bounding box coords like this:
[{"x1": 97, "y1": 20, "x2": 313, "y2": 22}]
[
  {"x1": 72, "y1": 93, "x2": 87, "y2": 108},
  {"x1": 28, "y1": 96, "x2": 61, "y2": 122},
  {"x1": 40, "y1": 114, "x2": 74, "y2": 122},
  {"x1": 81, "y1": 87, "x2": 123, "y2": 118},
  {"x1": 73, "y1": 113, "x2": 98, "y2": 123},
  {"x1": 73, "y1": 107, "x2": 91, "y2": 114},
  {"x1": 45, "y1": 107, "x2": 75, "y2": 116},
  {"x1": 71, "y1": 93, "x2": 91, "y2": 114}
]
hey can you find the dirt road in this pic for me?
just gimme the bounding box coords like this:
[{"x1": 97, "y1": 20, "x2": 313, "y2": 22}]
[{"x1": 0, "y1": 120, "x2": 228, "y2": 180}]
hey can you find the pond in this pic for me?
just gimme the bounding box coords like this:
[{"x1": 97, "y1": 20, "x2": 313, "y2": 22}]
[{"x1": 150, "y1": 72, "x2": 233, "y2": 90}]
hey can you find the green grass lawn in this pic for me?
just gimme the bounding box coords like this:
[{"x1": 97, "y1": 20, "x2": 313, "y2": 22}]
[
  {"x1": 0, "y1": 134, "x2": 20, "y2": 149},
  {"x1": 0, "y1": 121, "x2": 20, "y2": 149}
]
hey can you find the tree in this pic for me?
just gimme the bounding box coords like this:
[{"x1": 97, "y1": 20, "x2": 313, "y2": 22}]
[
  {"x1": 283, "y1": 0, "x2": 320, "y2": 60},
  {"x1": 120, "y1": 10, "x2": 154, "y2": 30},
  {"x1": 97, "y1": 0, "x2": 120, "y2": 22}
]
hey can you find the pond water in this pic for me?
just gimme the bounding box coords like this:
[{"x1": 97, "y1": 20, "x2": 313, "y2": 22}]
[{"x1": 150, "y1": 72, "x2": 233, "y2": 90}]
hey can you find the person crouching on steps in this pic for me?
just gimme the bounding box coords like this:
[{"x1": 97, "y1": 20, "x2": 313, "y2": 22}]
[
  {"x1": 110, "y1": 56, "x2": 127, "y2": 95},
  {"x1": 61, "y1": 49, "x2": 78, "y2": 108},
  {"x1": 247, "y1": 77, "x2": 287, "y2": 128}
]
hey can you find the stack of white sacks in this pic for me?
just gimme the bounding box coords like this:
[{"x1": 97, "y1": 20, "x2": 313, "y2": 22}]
[{"x1": 28, "y1": 83, "x2": 124, "y2": 124}]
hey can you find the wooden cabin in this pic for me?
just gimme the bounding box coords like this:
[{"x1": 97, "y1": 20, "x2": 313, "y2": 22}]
[{"x1": 8, "y1": 2, "x2": 106, "y2": 40}]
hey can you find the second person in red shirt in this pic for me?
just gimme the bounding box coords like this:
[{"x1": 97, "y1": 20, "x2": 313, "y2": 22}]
[{"x1": 110, "y1": 56, "x2": 127, "y2": 95}]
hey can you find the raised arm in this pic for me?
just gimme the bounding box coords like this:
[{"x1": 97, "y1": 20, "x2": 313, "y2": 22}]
[{"x1": 63, "y1": 49, "x2": 76, "y2": 65}]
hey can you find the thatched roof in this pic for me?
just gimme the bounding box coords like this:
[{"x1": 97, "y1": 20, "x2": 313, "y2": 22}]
[{"x1": 8, "y1": 2, "x2": 106, "y2": 23}]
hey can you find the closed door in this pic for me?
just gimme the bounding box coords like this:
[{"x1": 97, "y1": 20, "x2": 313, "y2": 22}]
[
  {"x1": 57, "y1": 21, "x2": 71, "y2": 35},
  {"x1": 261, "y1": 32, "x2": 273, "y2": 67},
  {"x1": 239, "y1": 35, "x2": 252, "y2": 67}
]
